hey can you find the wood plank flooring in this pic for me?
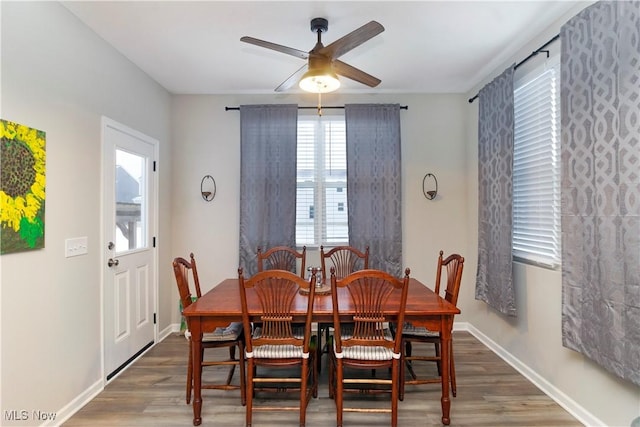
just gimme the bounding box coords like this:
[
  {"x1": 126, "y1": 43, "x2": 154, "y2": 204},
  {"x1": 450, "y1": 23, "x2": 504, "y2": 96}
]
[{"x1": 63, "y1": 331, "x2": 582, "y2": 427}]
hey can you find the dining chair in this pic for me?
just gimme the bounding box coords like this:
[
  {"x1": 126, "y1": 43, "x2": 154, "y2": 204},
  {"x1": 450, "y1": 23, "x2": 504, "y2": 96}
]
[
  {"x1": 399, "y1": 251, "x2": 464, "y2": 400},
  {"x1": 238, "y1": 268, "x2": 318, "y2": 427},
  {"x1": 328, "y1": 268, "x2": 411, "y2": 427},
  {"x1": 317, "y1": 245, "x2": 370, "y2": 371},
  {"x1": 257, "y1": 245, "x2": 306, "y2": 277},
  {"x1": 256, "y1": 245, "x2": 308, "y2": 335},
  {"x1": 172, "y1": 253, "x2": 246, "y2": 405}
]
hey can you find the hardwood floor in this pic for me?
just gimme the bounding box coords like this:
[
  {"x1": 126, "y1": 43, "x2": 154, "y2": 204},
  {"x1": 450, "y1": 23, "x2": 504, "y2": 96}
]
[{"x1": 64, "y1": 331, "x2": 582, "y2": 427}]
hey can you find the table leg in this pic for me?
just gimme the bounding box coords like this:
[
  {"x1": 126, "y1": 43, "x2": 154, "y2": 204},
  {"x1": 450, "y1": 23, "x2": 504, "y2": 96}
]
[
  {"x1": 191, "y1": 319, "x2": 203, "y2": 426},
  {"x1": 440, "y1": 316, "x2": 452, "y2": 425},
  {"x1": 316, "y1": 323, "x2": 323, "y2": 374}
]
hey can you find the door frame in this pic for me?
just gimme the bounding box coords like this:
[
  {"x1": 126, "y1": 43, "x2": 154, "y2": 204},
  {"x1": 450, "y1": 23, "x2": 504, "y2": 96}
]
[{"x1": 100, "y1": 116, "x2": 159, "y2": 383}]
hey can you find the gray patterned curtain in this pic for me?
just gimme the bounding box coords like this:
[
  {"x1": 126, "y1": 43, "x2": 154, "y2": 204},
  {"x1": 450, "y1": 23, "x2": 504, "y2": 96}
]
[
  {"x1": 475, "y1": 66, "x2": 517, "y2": 317},
  {"x1": 238, "y1": 104, "x2": 298, "y2": 276},
  {"x1": 345, "y1": 104, "x2": 402, "y2": 277},
  {"x1": 561, "y1": 1, "x2": 640, "y2": 386}
]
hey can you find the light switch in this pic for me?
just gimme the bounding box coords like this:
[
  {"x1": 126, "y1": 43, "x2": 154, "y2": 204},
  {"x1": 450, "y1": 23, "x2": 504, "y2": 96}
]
[{"x1": 65, "y1": 236, "x2": 88, "y2": 257}]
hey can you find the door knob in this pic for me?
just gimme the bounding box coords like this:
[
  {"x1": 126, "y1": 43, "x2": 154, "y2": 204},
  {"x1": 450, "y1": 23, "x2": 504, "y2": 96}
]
[{"x1": 108, "y1": 258, "x2": 119, "y2": 267}]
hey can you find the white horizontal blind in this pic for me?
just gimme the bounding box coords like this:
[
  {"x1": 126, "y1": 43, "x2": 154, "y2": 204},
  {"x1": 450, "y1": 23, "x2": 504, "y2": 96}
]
[
  {"x1": 513, "y1": 64, "x2": 561, "y2": 268},
  {"x1": 296, "y1": 117, "x2": 348, "y2": 247}
]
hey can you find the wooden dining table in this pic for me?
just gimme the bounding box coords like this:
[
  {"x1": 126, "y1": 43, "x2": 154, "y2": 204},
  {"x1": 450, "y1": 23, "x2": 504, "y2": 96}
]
[{"x1": 182, "y1": 277, "x2": 460, "y2": 426}]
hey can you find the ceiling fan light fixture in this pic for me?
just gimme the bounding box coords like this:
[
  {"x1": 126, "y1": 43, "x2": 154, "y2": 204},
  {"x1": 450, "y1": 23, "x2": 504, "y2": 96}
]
[
  {"x1": 242, "y1": 18, "x2": 383, "y2": 92},
  {"x1": 299, "y1": 69, "x2": 340, "y2": 93}
]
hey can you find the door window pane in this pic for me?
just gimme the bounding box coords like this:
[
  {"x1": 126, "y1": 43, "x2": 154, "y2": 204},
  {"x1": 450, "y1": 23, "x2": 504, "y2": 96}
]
[{"x1": 115, "y1": 149, "x2": 146, "y2": 253}]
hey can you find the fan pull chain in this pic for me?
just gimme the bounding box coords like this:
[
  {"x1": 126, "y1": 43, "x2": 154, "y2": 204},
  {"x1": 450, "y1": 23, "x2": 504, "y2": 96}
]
[{"x1": 317, "y1": 93, "x2": 323, "y2": 116}]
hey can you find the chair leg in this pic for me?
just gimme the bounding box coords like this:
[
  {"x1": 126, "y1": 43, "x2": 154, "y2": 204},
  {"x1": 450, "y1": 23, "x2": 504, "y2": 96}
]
[
  {"x1": 328, "y1": 353, "x2": 335, "y2": 400},
  {"x1": 239, "y1": 342, "x2": 247, "y2": 406},
  {"x1": 252, "y1": 364, "x2": 257, "y2": 397},
  {"x1": 316, "y1": 335, "x2": 322, "y2": 375},
  {"x1": 324, "y1": 326, "x2": 330, "y2": 352},
  {"x1": 246, "y1": 359, "x2": 254, "y2": 427},
  {"x1": 300, "y1": 360, "x2": 308, "y2": 427},
  {"x1": 336, "y1": 358, "x2": 344, "y2": 427},
  {"x1": 186, "y1": 342, "x2": 193, "y2": 404},
  {"x1": 434, "y1": 342, "x2": 442, "y2": 376},
  {"x1": 225, "y1": 364, "x2": 237, "y2": 386},
  {"x1": 317, "y1": 324, "x2": 331, "y2": 374},
  {"x1": 312, "y1": 348, "x2": 318, "y2": 398},
  {"x1": 405, "y1": 340, "x2": 418, "y2": 381},
  {"x1": 391, "y1": 360, "x2": 399, "y2": 427},
  {"x1": 399, "y1": 345, "x2": 405, "y2": 401},
  {"x1": 449, "y1": 340, "x2": 457, "y2": 397},
  {"x1": 225, "y1": 345, "x2": 237, "y2": 385}
]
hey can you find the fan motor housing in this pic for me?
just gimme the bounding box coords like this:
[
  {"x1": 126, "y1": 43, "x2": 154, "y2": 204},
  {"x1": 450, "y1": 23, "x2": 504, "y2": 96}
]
[{"x1": 310, "y1": 18, "x2": 328, "y2": 33}]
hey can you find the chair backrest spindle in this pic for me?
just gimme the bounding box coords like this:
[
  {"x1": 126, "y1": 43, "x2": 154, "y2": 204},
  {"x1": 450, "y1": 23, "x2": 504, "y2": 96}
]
[
  {"x1": 331, "y1": 268, "x2": 410, "y2": 355},
  {"x1": 257, "y1": 246, "x2": 307, "y2": 278},
  {"x1": 238, "y1": 268, "x2": 317, "y2": 353},
  {"x1": 321, "y1": 245, "x2": 369, "y2": 280},
  {"x1": 172, "y1": 252, "x2": 202, "y2": 311},
  {"x1": 434, "y1": 250, "x2": 465, "y2": 306}
]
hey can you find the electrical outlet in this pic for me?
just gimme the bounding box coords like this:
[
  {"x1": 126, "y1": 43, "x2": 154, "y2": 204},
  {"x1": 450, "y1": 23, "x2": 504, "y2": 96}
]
[{"x1": 65, "y1": 237, "x2": 88, "y2": 257}]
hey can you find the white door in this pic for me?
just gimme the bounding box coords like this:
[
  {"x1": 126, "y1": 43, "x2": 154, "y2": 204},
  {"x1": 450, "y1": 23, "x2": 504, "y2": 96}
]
[{"x1": 102, "y1": 117, "x2": 157, "y2": 380}]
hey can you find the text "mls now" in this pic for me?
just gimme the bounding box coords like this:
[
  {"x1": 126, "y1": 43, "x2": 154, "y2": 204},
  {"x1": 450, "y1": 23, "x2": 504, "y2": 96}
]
[{"x1": 4, "y1": 410, "x2": 57, "y2": 422}]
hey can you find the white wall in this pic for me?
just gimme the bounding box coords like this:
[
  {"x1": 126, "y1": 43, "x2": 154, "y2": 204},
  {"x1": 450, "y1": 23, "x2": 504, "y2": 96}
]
[
  {"x1": 0, "y1": 2, "x2": 172, "y2": 425},
  {"x1": 170, "y1": 92, "x2": 469, "y2": 300},
  {"x1": 461, "y1": 2, "x2": 640, "y2": 427}
]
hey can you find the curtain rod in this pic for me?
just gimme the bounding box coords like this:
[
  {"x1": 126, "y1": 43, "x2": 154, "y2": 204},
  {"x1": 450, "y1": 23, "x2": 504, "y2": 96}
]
[
  {"x1": 468, "y1": 34, "x2": 560, "y2": 104},
  {"x1": 225, "y1": 105, "x2": 408, "y2": 111}
]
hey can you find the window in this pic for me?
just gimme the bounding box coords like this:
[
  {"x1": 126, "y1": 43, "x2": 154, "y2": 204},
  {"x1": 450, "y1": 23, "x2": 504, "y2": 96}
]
[
  {"x1": 512, "y1": 63, "x2": 561, "y2": 269},
  {"x1": 296, "y1": 116, "x2": 348, "y2": 247}
]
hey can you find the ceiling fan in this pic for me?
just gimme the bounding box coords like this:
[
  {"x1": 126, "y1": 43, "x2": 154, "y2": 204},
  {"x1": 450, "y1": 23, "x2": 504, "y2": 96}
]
[{"x1": 240, "y1": 18, "x2": 384, "y2": 93}]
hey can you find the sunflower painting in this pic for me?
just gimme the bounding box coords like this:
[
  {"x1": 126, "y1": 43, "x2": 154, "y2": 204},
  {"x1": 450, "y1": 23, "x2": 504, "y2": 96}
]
[{"x1": 0, "y1": 119, "x2": 46, "y2": 254}]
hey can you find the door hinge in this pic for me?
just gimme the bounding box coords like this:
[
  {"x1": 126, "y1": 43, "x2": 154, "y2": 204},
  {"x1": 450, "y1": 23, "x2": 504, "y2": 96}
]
[
  {"x1": 153, "y1": 313, "x2": 157, "y2": 324},
  {"x1": 153, "y1": 161, "x2": 156, "y2": 172},
  {"x1": 153, "y1": 237, "x2": 156, "y2": 247}
]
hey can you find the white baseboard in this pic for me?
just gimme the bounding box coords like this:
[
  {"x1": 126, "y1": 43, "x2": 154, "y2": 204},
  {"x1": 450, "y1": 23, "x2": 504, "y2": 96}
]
[
  {"x1": 160, "y1": 323, "x2": 180, "y2": 340},
  {"x1": 456, "y1": 322, "x2": 604, "y2": 427},
  {"x1": 46, "y1": 378, "x2": 103, "y2": 427},
  {"x1": 51, "y1": 326, "x2": 180, "y2": 427}
]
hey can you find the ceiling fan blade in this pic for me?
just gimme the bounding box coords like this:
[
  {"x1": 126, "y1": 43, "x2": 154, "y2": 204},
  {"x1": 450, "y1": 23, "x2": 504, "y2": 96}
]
[
  {"x1": 240, "y1": 36, "x2": 309, "y2": 60},
  {"x1": 333, "y1": 60, "x2": 381, "y2": 88},
  {"x1": 275, "y1": 63, "x2": 309, "y2": 92},
  {"x1": 319, "y1": 21, "x2": 384, "y2": 60}
]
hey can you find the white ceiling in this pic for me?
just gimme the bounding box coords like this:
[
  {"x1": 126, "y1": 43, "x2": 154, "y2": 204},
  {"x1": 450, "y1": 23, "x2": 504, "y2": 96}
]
[{"x1": 62, "y1": 1, "x2": 583, "y2": 95}]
